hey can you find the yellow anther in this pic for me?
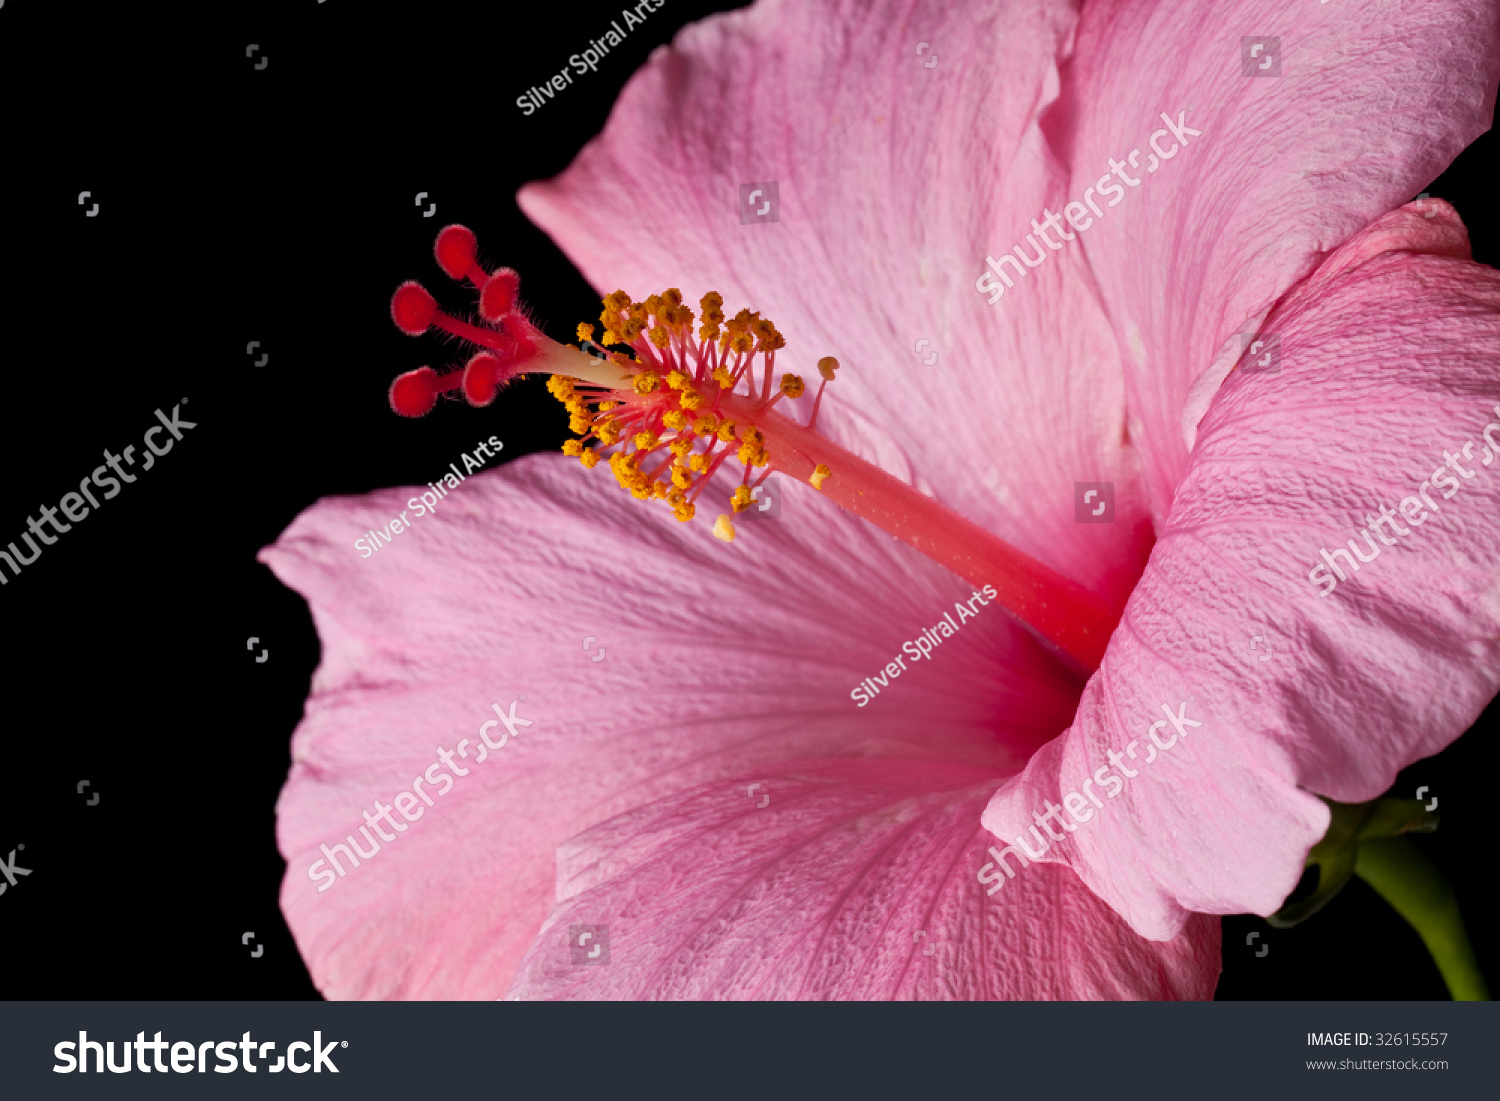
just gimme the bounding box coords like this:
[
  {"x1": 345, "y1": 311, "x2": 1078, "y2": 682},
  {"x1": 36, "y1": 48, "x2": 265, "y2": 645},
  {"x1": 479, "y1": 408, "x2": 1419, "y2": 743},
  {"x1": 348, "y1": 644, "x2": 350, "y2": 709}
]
[
  {"x1": 736, "y1": 426, "x2": 768, "y2": 466},
  {"x1": 570, "y1": 288, "x2": 833, "y2": 527},
  {"x1": 726, "y1": 331, "x2": 755, "y2": 355},
  {"x1": 751, "y1": 317, "x2": 785, "y2": 352},
  {"x1": 673, "y1": 501, "x2": 696, "y2": 523},
  {"x1": 720, "y1": 310, "x2": 746, "y2": 340},
  {"x1": 610, "y1": 455, "x2": 640, "y2": 488},
  {"x1": 600, "y1": 292, "x2": 629, "y2": 327}
]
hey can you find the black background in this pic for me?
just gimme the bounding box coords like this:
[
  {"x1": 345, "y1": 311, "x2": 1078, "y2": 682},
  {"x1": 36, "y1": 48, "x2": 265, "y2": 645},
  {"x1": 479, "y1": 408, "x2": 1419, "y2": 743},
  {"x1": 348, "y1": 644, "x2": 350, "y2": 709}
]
[{"x1": 0, "y1": 0, "x2": 1493, "y2": 1001}]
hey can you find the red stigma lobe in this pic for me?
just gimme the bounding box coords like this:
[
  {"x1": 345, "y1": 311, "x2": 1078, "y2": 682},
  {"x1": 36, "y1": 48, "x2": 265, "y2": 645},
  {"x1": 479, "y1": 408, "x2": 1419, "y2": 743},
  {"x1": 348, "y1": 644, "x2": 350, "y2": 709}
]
[{"x1": 387, "y1": 225, "x2": 543, "y2": 416}]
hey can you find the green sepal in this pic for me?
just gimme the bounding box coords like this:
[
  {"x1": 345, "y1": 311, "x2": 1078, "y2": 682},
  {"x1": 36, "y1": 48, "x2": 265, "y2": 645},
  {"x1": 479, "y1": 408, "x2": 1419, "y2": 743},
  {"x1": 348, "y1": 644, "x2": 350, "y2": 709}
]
[
  {"x1": 1268, "y1": 796, "x2": 1437, "y2": 928},
  {"x1": 1267, "y1": 794, "x2": 1486, "y2": 1000}
]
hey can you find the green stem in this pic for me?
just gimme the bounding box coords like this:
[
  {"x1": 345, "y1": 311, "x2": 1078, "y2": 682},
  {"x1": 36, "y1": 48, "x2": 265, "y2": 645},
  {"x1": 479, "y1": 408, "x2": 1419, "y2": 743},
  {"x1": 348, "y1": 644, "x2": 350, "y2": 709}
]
[{"x1": 1354, "y1": 836, "x2": 1490, "y2": 1001}]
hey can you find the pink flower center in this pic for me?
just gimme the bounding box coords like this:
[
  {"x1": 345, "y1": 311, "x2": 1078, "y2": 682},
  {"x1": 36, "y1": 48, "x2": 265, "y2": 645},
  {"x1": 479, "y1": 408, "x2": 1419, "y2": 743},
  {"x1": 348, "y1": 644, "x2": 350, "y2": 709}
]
[{"x1": 387, "y1": 225, "x2": 1123, "y2": 673}]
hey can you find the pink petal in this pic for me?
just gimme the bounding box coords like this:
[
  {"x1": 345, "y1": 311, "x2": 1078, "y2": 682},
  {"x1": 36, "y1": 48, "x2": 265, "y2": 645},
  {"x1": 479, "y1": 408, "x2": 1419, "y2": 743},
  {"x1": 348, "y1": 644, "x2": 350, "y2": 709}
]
[
  {"x1": 508, "y1": 759, "x2": 1219, "y2": 999},
  {"x1": 263, "y1": 457, "x2": 1080, "y2": 997},
  {"x1": 518, "y1": 0, "x2": 1155, "y2": 607},
  {"x1": 983, "y1": 206, "x2": 1500, "y2": 938},
  {"x1": 1065, "y1": 0, "x2": 1500, "y2": 522}
]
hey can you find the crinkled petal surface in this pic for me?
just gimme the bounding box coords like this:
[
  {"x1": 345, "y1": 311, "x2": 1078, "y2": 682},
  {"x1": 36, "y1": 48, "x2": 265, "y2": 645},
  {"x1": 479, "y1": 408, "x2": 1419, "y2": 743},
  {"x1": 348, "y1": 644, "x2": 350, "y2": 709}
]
[
  {"x1": 271, "y1": 0, "x2": 1500, "y2": 995},
  {"x1": 1064, "y1": 0, "x2": 1500, "y2": 521},
  {"x1": 518, "y1": 0, "x2": 1500, "y2": 594},
  {"x1": 983, "y1": 206, "x2": 1500, "y2": 937},
  {"x1": 519, "y1": 0, "x2": 1156, "y2": 608},
  {"x1": 508, "y1": 759, "x2": 1219, "y2": 999},
  {"x1": 516, "y1": 0, "x2": 1500, "y2": 942},
  {"x1": 263, "y1": 460, "x2": 1092, "y2": 998}
]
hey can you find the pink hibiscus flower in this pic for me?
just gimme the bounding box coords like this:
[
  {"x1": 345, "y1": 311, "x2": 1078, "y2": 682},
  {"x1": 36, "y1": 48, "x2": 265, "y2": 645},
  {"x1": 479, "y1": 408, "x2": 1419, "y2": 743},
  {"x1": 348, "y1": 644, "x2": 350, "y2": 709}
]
[{"x1": 261, "y1": 0, "x2": 1500, "y2": 999}]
